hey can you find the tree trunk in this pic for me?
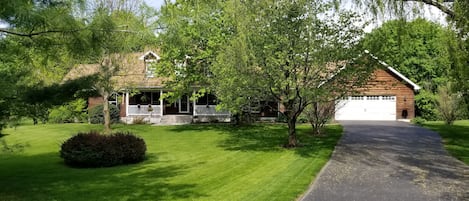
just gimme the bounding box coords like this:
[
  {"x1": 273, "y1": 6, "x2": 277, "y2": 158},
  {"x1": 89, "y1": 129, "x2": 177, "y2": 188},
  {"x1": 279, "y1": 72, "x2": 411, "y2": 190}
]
[
  {"x1": 286, "y1": 117, "x2": 298, "y2": 147},
  {"x1": 102, "y1": 93, "x2": 111, "y2": 134}
]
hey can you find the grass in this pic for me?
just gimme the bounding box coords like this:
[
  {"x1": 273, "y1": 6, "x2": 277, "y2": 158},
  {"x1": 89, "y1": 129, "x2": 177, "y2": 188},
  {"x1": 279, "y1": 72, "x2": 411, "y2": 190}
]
[
  {"x1": 0, "y1": 123, "x2": 342, "y2": 201},
  {"x1": 422, "y1": 120, "x2": 469, "y2": 165}
]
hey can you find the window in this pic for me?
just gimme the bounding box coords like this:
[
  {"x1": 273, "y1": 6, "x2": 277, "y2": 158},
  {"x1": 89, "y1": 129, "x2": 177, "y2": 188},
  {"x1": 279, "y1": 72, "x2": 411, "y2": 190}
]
[
  {"x1": 367, "y1": 96, "x2": 379, "y2": 100},
  {"x1": 351, "y1": 96, "x2": 364, "y2": 100},
  {"x1": 196, "y1": 93, "x2": 217, "y2": 105},
  {"x1": 145, "y1": 62, "x2": 157, "y2": 78},
  {"x1": 129, "y1": 92, "x2": 161, "y2": 105},
  {"x1": 108, "y1": 93, "x2": 119, "y2": 105},
  {"x1": 382, "y1": 96, "x2": 395, "y2": 100},
  {"x1": 151, "y1": 92, "x2": 161, "y2": 105}
]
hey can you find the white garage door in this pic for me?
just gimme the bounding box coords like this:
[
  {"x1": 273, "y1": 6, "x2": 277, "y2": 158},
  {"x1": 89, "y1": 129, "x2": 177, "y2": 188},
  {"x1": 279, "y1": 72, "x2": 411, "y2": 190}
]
[{"x1": 335, "y1": 95, "x2": 396, "y2": 121}]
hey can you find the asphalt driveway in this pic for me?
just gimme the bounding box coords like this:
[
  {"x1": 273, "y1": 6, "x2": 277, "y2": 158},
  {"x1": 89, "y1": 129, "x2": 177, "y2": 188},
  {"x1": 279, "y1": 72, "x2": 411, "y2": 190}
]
[{"x1": 300, "y1": 121, "x2": 469, "y2": 201}]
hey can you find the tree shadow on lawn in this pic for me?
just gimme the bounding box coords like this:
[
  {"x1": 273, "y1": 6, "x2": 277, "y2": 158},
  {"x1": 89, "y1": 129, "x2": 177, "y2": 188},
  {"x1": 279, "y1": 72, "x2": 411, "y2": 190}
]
[
  {"x1": 0, "y1": 152, "x2": 206, "y2": 201},
  {"x1": 169, "y1": 124, "x2": 342, "y2": 158}
]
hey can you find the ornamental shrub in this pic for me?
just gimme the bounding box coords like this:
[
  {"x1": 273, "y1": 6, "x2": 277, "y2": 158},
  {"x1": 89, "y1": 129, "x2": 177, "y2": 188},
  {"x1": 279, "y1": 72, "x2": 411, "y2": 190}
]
[
  {"x1": 49, "y1": 99, "x2": 87, "y2": 123},
  {"x1": 88, "y1": 104, "x2": 120, "y2": 124},
  {"x1": 60, "y1": 131, "x2": 146, "y2": 168}
]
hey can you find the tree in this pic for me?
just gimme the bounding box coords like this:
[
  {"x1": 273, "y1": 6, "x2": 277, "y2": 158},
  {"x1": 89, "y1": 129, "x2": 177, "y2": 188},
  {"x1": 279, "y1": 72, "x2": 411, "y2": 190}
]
[
  {"x1": 436, "y1": 82, "x2": 461, "y2": 125},
  {"x1": 84, "y1": 5, "x2": 158, "y2": 133},
  {"x1": 157, "y1": 0, "x2": 372, "y2": 147},
  {"x1": 354, "y1": 0, "x2": 469, "y2": 116},
  {"x1": 211, "y1": 0, "x2": 371, "y2": 147},
  {"x1": 305, "y1": 101, "x2": 336, "y2": 136},
  {"x1": 361, "y1": 18, "x2": 456, "y2": 120},
  {"x1": 156, "y1": 0, "x2": 231, "y2": 101},
  {"x1": 0, "y1": 0, "x2": 158, "y2": 133}
]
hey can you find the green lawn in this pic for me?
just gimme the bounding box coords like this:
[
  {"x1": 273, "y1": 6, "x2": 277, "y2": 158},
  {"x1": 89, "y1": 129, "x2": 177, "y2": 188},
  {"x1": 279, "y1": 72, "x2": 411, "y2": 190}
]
[
  {"x1": 0, "y1": 123, "x2": 342, "y2": 201},
  {"x1": 422, "y1": 120, "x2": 469, "y2": 165}
]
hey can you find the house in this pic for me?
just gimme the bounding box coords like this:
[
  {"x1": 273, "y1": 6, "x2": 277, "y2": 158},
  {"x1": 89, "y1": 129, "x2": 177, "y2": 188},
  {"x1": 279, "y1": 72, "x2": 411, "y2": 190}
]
[
  {"x1": 66, "y1": 51, "x2": 236, "y2": 124},
  {"x1": 334, "y1": 52, "x2": 420, "y2": 121},
  {"x1": 66, "y1": 50, "x2": 420, "y2": 124}
]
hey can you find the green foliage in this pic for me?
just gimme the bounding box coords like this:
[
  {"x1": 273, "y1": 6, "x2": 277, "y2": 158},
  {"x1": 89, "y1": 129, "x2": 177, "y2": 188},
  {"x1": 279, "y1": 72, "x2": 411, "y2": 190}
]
[
  {"x1": 362, "y1": 19, "x2": 452, "y2": 89},
  {"x1": 411, "y1": 116, "x2": 427, "y2": 126},
  {"x1": 88, "y1": 104, "x2": 120, "y2": 124},
  {"x1": 304, "y1": 102, "x2": 336, "y2": 135},
  {"x1": 158, "y1": 0, "x2": 368, "y2": 146},
  {"x1": 415, "y1": 90, "x2": 438, "y2": 120},
  {"x1": 156, "y1": 0, "x2": 230, "y2": 99},
  {"x1": 362, "y1": 18, "x2": 456, "y2": 118},
  {"x1": 48, "y1": 99, "x2": 87, "y2": 123},
  {"x1": 0, "y1": 0, "x2": 157, "y2": 133},
  {"x1": 60, "y1": 131, "x2": 146, "y2": 168},
  {"x1": 435, "y1": 83, "x2": 462, "y2": 125}
]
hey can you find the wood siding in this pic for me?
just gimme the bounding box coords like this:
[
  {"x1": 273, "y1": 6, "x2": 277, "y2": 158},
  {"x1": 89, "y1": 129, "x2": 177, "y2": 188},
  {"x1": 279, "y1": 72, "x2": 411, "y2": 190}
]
[{"x1": 357, "y1": 69, "x2": 416, "y2": 119}]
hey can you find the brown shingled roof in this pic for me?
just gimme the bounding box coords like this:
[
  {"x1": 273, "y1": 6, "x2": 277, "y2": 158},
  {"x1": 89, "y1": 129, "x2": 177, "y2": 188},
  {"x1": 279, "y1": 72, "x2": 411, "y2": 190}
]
[{"x1": 64, "y1": 52, "x2": 167, "y2": 90}]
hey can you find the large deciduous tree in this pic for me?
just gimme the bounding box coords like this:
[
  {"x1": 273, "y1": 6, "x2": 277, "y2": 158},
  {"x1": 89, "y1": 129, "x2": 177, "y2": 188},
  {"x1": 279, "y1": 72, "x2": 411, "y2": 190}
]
[
  {"x1": 158, "y1": 0, "x2": 372, "y2": 147},
  {"x1": 362, "y1": 18, "x2": 456, "y2": 120},
  {"x1": 354, "y1": 0, "x2": 469, "y2": 116}
]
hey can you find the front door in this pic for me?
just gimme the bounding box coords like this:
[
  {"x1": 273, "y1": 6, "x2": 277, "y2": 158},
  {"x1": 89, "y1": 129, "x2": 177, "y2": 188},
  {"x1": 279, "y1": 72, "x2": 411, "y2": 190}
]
[
  {"x1": 164, "y1": 94, "x2": 191, "y2": 115},
  {"x1": 179, "y1": 95, "x2": 190, "y2": 113}
]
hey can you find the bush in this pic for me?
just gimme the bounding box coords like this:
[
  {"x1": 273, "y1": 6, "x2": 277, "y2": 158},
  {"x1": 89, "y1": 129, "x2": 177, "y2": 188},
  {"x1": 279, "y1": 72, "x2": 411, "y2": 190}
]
[
  {"x1": 411, "y1": 117, "x2": 426, "y2": 126},
  {"x1": 60, "y1": 131, "x2": 147, "y2": 168},
  {"x1": 436, "y1": 83, "x2": 462, "y2": 125},
  {"x1": 88, "y1": 104, "x2": 120, "y2": 124},
  {"x1": 49, "y1": 105, "x2": 74, "y2": 123},
  {"x1": 415, "y1": 90, "x2": 438, "y2": 121},
  {"x1": 49, "y1": 99, "x2": 87, "y2": 123},
  {"x1": 132, "y1": 116, "x2": 148, "y2": 124}
]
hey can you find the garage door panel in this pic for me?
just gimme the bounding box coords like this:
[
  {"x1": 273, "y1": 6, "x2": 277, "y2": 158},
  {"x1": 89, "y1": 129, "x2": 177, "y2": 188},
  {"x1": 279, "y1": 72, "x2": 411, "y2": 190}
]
[{"x1": 335, "y1": 96, "x2": 396, "y2": 121}]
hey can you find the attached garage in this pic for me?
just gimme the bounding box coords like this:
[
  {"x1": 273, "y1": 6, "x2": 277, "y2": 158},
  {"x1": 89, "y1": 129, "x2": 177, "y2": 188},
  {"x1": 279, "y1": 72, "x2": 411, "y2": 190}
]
[
  {"x1": 335, "y1": 95, "x2": 396, "y2": 121},
  {"x1": 334, "y1": 54, "x2": 420, "y2": 121}
]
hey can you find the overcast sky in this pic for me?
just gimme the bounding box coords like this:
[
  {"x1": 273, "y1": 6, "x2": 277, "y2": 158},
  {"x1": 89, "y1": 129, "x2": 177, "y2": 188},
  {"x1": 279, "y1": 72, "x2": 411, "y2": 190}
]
[
  {"x1": 0, "y1": 1, "x2": 448, "y2": 32},
  {"x1": 144, "y1": 0, "x2": 166, "y2": 10},
  {"x1": 143, "y1": 0, "x2": 448, "y2": 33}
]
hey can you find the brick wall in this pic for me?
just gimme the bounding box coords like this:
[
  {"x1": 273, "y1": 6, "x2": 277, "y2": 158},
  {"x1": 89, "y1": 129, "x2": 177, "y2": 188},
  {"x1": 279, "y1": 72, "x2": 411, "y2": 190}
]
[
  {"x1": 88, "y1": 97, "x2": 104, "y2": 109},
  {"x1": 120, "y1": 95, "x2": 126, "y2": 117}
]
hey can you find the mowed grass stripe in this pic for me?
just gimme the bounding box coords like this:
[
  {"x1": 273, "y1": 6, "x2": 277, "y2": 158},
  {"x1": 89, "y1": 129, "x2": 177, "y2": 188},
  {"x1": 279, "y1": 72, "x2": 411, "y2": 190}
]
[{"x1": 0, "y1": 123, "x2": 342, "y2": 201}]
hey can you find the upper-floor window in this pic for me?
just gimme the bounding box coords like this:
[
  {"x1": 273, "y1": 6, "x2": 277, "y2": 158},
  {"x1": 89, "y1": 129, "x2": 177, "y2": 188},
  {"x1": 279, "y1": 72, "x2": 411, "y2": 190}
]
[{"x1": 139, "y1": 51, "x2": 160, "y2": 78}]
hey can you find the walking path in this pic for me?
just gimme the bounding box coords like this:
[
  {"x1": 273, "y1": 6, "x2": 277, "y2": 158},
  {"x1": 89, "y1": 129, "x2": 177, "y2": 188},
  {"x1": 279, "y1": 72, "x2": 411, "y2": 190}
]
[{"x1": 300, "y1": 121, "x2": 469, "y2": 201}]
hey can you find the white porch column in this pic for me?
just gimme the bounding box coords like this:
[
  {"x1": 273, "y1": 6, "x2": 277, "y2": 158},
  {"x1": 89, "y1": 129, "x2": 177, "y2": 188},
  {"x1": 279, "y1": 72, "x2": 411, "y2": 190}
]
[
  {"x1": 160, "y1": 90, "x2": 164, "y2": 116},
  {"x1": 193, "y1": 90, "x2": 197, "y2": 116},
  {"x1": 125, "y1": 92, "x2": 129, "y2": 117}
]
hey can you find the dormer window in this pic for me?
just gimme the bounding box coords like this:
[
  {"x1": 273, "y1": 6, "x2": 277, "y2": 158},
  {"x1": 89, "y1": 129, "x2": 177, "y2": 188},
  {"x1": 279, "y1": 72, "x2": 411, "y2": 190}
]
[{"x1": 139, "y1": 51, "x2": 161, "y2": 78}]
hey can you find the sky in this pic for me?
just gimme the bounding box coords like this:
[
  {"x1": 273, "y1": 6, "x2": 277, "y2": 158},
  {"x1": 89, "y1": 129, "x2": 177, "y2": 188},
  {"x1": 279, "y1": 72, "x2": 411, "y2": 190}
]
[
  {"x1": 143, "y1": 0, "x2": 448, "y2": 33},
  {"x1": 144, "y1": 0, "x2": 166, "y2": 10},
  {"x1": 0, "y1": 0, "x2": 449, "y2": 32}
]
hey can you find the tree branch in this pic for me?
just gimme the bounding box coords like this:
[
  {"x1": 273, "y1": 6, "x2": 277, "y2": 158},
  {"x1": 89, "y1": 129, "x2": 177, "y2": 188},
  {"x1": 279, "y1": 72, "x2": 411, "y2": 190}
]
[
  {"x1": 403, "y1": 0, "x2": 455, "y2": 19},
  {"x1": 0, "y1": 28, "x2": 137, "y2": 37}
]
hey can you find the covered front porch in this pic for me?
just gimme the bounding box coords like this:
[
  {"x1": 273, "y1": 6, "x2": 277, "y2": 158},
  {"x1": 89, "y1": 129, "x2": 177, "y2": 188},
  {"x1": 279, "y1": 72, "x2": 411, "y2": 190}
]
[{"x1": 120, "y1": 90, "x2": 231, "y2": 124}]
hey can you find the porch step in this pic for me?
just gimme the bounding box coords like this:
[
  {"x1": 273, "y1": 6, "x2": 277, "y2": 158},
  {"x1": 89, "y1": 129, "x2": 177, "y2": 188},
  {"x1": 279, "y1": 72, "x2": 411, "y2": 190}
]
[{"x1": 158, "y1": 115, "x2": 193, "y2": 125}]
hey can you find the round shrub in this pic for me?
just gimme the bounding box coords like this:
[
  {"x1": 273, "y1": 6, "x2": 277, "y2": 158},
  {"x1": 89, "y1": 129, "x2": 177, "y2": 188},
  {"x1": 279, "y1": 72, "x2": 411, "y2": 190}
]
[
  {"x1": 88, "y1": 104, "x2": 120, "y2": 124},
  {"x1": 60, "y1": 131, "x2": 146, "y2": 168}
]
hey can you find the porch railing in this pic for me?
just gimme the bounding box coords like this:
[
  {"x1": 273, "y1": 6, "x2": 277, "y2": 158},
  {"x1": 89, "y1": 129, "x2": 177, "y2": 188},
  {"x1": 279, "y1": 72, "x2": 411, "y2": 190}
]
[
  {"x1": 128, "y1": 105, "x2": 162, "y2": 116},
  {"x1": 194, "y1": 105, "x2": 230, "y2": 116}
]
